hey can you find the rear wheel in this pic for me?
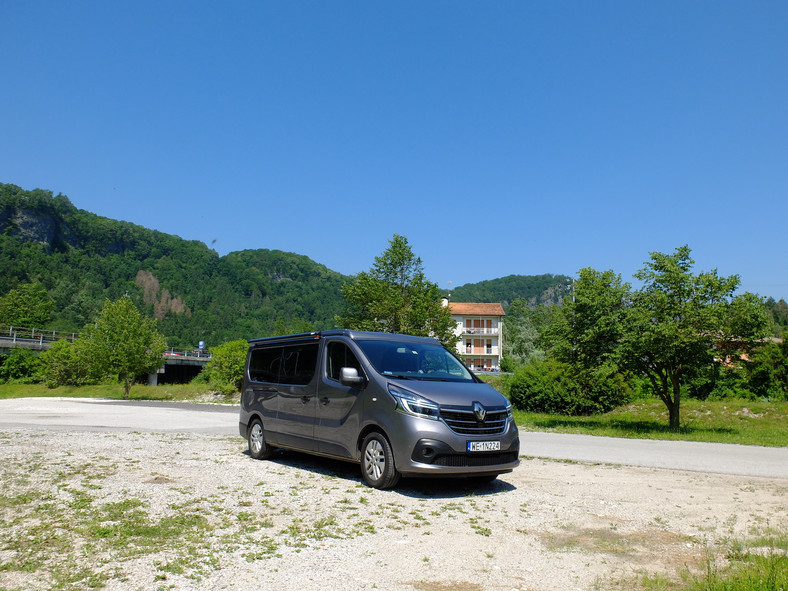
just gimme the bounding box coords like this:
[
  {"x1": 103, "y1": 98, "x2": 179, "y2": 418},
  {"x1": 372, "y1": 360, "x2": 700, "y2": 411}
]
[
  {"x1": 248, "y1": 418, "x2": 275, "y2": 460},
  {"x1": 360, "y1": 432, "x2": 400, "y2": 489}
]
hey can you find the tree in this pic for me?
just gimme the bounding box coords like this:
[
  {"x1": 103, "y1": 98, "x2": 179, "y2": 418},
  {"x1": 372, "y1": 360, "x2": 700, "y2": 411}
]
[
  {"x1": 549, "y1": 268, "x2": 630, "y2": 369},
  {"x1": 555, "y1": 246, "x2": 769, "y2": 429},
  {"x1": 79, "y1": 296, "x2": 167, "y2": 399},
  {"x1": 336, "y1": 235, "x2": 459, "y2": 347},
  {"x1": 0, "y1": 282, "x2": 55, "y2": 327},
  {"x1": 764, "y1": 297, "x2": 788, "y2": 337},
  {"x1": 204, "y1": 339, "x2": 248, "y2": 394},
  {"x1": 503, "y1": 300, "x2": 563, "y2": 368}
]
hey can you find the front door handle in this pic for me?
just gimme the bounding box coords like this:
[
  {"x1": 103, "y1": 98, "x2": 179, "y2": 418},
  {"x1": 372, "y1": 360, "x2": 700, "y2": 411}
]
[
  {"x1": 300, "y1": 396, "x2": 310, "y2": 404},
  {"x1": 320, "y1": 397, "x2": 330, "y2": 405}
]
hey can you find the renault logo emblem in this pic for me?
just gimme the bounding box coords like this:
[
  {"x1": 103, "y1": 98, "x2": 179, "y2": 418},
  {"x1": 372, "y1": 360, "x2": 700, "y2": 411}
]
[{"x1": 473, "y1": 402, "x2": 487, "y2": 422}]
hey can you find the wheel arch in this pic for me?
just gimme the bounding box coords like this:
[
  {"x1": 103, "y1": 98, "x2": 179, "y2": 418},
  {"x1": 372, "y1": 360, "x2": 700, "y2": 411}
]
[
  {"x1": 356, "y1": 423, "x2": 391, "y2": 458},
  {"x1": 245, "y1": 411, "x2": 265, "y2": 434}
]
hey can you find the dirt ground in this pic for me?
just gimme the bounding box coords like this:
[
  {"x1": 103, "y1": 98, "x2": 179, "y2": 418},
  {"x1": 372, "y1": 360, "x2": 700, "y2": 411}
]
[{"x1": 1, "y1": 429, "x2": 786, "y2": 590}]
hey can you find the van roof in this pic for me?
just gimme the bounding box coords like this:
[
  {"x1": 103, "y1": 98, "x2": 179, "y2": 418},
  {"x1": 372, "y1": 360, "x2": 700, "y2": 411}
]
[{"x1": 248, "y1": 329, "x2": 441, "y2": 346}]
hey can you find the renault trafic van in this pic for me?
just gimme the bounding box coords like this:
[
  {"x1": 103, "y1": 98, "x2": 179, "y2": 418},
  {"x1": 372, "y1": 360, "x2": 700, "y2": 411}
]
[{"x1": 238, "y1": 330, "x2": 519, "y2": 489}]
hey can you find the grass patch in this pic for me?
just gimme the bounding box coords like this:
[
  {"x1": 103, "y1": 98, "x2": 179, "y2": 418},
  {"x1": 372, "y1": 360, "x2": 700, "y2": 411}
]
[
  {"x1": 513, "y1": 399, "x2": 788, "y2": 447},
  {"x1": 637, "y1": 532, "x2": 788, "y2": 591},
  {"x1": 0, "y1": 382, "x2": 236, "y2": 404}
]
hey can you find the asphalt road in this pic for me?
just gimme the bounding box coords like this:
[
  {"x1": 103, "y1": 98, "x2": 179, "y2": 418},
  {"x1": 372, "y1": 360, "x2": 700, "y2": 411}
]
[{"x1": 1, "y1": 397, "x2": 786, "y2": 479}]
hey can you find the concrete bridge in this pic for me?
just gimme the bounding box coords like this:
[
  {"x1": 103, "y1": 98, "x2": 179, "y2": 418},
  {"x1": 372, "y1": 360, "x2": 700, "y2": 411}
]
[{"x1": 0, "y1": 325, "x2": 211, "y2": 384}]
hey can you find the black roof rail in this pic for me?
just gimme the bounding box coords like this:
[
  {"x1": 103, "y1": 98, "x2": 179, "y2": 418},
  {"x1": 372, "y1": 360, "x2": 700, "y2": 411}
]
[{"x1": 248, "y1": 331, "x2": 322, "y2": 345}]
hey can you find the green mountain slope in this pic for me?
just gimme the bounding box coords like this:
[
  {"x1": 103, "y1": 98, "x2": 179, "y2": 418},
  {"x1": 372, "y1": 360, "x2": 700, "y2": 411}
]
[
  {"x1": 0, "y1": 183, "x2": 349, "y2": 346},
  {"x1": 448, "y1": 274, "x2": 573, "y2": 310}
]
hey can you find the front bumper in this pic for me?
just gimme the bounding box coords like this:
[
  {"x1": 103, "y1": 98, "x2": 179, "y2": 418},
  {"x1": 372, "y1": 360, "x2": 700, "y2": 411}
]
[{"x1": 384, "y1": 412, "x2": 520, "y2": 477}]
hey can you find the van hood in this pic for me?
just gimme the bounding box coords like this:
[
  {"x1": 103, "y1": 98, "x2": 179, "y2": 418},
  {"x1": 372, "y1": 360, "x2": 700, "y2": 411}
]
[{"x1": 386, "y1": 379, "x2": 508, "y2": 409}]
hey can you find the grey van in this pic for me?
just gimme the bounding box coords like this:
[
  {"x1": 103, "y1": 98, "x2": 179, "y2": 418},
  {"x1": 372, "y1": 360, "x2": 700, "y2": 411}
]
[{"x1": 238, "y1": 330, "x2": 519, "y2": 489}]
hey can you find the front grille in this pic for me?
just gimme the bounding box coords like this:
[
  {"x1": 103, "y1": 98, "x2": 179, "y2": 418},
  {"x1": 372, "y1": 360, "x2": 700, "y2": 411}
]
[
  {"x1": 433, "y1": 451, "x2": 519, "y2": 467},
  {"x1": 440, "y1": 408, "x2": 508, "y2": 435}
]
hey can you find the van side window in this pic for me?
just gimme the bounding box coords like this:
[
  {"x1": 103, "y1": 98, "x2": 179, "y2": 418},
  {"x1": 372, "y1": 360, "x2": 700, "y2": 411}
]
[
  {"x1": 279, "y1": 343, "x2": 319, "y2": 385},
  {"x1": 249, "y1": 347, "x2": 282, "y2": 383},
  {"x1": 327, "y1": 342, "x2": 362, "y2": 382}
]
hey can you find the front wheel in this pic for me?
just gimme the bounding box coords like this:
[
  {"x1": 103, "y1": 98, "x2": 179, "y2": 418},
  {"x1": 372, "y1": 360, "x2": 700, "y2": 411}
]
[
  {"x1": 248, "y1": 418, "x2": 275, "y2": 460},
  {"x1": 360, "y1": 432, "x2": 400, "y2": 489}
]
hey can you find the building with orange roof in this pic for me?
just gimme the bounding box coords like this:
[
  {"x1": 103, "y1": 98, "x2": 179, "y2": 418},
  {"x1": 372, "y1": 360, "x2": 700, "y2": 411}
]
[{"x1": 443, "y1": 300, "x2": 505, "y2": 371}]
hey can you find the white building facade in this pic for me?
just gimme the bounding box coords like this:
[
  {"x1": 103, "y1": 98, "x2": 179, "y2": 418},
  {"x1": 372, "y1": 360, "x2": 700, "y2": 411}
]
[{"x1": 445, "y1": 301, "x2": 505, "y2": 371}]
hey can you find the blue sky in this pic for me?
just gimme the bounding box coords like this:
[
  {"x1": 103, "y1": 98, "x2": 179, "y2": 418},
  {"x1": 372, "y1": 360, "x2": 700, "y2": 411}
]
[{"x1": 3, "y1": 2, "x2": 787, "y2": 300}]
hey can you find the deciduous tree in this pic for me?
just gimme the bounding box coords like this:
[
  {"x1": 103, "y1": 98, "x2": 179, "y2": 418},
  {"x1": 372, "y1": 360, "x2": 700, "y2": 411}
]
[
  {"x1": 555, "y1": 246, "x2": 769, "y2": 429},
  {"x1": 79, "y1": 296, "x2": 167, "y2": 399},
  {"x1": 336, "y1": 235, "x2": 458, "y2": 347}
]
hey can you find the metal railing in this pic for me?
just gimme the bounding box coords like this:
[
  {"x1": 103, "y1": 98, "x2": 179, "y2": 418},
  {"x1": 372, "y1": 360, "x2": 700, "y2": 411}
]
[
  {"x1": 0, "y1": 325, "x2": 210, "y2": 360},
  {"x1": 461, "y1": 328, "x2": 500, "y2": 335},
  {"x1": 0, "y1": 325, "x2": 79, "y2": 345},
  {"x1": 164, "y1": 347, "x2": 212, "y2": 360}
]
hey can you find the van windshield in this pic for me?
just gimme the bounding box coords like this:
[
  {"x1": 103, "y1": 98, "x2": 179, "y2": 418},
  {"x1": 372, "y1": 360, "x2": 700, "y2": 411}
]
[{"x1": 356, "y1": 339, "x2": 475, "y2": 382}]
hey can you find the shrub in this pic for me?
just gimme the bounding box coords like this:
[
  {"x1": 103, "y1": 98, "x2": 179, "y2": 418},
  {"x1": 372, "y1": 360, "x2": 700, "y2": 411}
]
[
  {"x1": 203, "y1": 339, "x2": 248, "y2": 394},
  {"x1": 508, "y1": 359, "x2": 632, "y2": 415},
  {"x1": 38, "y1": 339, "x2": 103, "y2": 387},
  {"x1": 745, "y1": 340, "x2": 788, "y2": 401},
  {"x1": 499, "y1": 355, "x2": 516, "y2": 373},
  {"x1": 684, "y1": 364, "x2": 753, "y2": 401},
  {"x1": 0, "y1": 349, "x2": 41, "y2": 384}
]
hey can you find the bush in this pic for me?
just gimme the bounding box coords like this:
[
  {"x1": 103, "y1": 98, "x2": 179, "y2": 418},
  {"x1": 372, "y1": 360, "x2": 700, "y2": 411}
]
[
  {"x1": 0, "y1": 349, "x2": 41, "y2": 384},
  {"x1": 499, "y1": 355, "x2": 517, "y2": 373},
  {"x1": 745, "y1": 340, "x2": 788, "y2": 401},
  {"x1": 684, "y1": 364, "x2": 754, "y2": 401},
  {"x1": 508, "y1": 359, "x2": 632, "y2": 415},
  {"x1": 683, "y1": 342, "x2": 788, "y2": 402},
  {"x1": 38, "y1": 339, "x2": 104, "y2": 388},
  {"x1": 203, "y1": 339, "x2": 248, "y2": 394}
]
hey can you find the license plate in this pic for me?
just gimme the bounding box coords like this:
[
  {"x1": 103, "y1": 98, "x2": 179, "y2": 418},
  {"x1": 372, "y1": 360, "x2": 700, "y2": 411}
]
[{"x1": 467, "y1": 441, "x2": 500, "y2": 452}]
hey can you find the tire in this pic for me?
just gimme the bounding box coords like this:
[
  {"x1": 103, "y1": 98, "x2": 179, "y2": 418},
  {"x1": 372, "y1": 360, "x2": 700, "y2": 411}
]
[
  {"x1": 360, "y1": 432, "x2": 400, "y2": 490},
  {"x1": 248, "y1": 418, "x2": 275, "y2": 460}
]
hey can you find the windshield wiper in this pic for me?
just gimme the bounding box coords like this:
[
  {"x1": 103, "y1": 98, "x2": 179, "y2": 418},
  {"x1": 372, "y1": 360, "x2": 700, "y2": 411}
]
[{"x1": 384, "y1": 373, "x2": 415, "y2": 380}]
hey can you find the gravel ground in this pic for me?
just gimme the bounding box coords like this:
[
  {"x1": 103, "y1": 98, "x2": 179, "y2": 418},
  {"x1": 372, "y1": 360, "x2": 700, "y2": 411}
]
[{"x1": 1, "y1": 429, "x2": 786, "y2": 591}]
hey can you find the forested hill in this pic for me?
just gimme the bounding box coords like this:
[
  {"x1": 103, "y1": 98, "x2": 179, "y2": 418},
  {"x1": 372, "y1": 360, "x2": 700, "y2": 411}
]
[
  {"x1": 0, "y1": 183, "x2": 350, "y2": 346},
  {"x1": 448, "y1": 274, "x2": 572, "y2": 310}
]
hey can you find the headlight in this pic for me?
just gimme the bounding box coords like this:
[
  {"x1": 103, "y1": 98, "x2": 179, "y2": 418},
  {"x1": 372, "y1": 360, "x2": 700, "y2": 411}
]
[
  {"x1": 506, "y1": 402, "x2": 514, "y2": 420},
  {"x1": 388, "y1": 384, "x2": 439, "y2": 420}
]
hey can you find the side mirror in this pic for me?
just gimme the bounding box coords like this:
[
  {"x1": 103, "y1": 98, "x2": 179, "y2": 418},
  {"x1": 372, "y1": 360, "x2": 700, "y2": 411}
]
[{"x1": 339, "y1": 367, "x2": 365, "y2": 388}]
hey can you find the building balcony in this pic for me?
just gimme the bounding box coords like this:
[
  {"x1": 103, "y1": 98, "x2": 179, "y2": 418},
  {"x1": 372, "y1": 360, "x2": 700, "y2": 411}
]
[
  {"x1": 462, "y1": 347, "x2": 500, "y2": 356},
  {"x1": 460, "y1": 327, "x2": 500, "y2": 336}
]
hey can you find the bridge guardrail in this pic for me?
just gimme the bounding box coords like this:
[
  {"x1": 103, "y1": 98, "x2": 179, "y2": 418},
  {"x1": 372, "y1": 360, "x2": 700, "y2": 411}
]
[
  {"x1": 0, "y1": 325, "x2": 79, "y2": 345},
  {"x1": 1, "y1": 326, "x2": 211, "y2": 360},
  {"x1": 164, "y1": 347, "x2": 212, "y2": 361}
]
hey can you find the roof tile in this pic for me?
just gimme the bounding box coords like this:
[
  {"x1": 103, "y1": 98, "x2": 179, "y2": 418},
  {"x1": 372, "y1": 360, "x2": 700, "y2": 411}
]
[{"x1": 448, "y1": 302, "x2": 505, "y2": 316}]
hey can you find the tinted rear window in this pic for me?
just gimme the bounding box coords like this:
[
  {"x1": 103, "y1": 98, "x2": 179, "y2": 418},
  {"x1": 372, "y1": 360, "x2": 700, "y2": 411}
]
[{"x1": 249, "y1": 343, "x2": 319, "y2": 385}]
